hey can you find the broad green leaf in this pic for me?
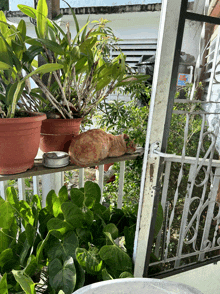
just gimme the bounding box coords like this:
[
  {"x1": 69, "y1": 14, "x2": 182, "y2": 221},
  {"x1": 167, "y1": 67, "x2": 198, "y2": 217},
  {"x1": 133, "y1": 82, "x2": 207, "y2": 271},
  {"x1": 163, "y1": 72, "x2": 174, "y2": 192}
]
[
  {"x1": 76, "y1": 248, "x2": 102, "y2": 275},
  {"x1": 70, "y1": 188, "x2": 84, "y2": 208},
  {"x1": 84, "y1": 193, "x2": 96, "y2": 209},
  {"x1": 23, "y1": 45, "x2": 43, "y2": 63},
  {"x1": 0, "y1": 200, "x2": 14, "y2": 229},
  {"x1": 12, "y1": 270, "x2": 36, "y2": 294},
  {"x1": 74, "y1": 260, "x2": 85, "y2": 291},
  {"x1": 20, "y1": 239, "x2": 31, "y2": 266},
  {"x1": 119, "y1": 272, "x2": 134, "y2": 278},
  {"x1": 47, "y1": 218, "x2": 72, "y2": 239},
  {"x1": 124, "y1": 225, "x2": 136, "y2": 258},
  {"x1": 96, "y1": 76, "x2": 112, "y2": 92},
  {"x1": 6, "y1": 186, "x2": 19, "y2": 210},
  {"x1": 115, "y1": 74, "x2": 150, "y2": 88},
  {"x1": 74, "y1": 56, "x2": 87, "y2": 73},
  {"x1": 19, "y1": 200, "x2": 35, "y2": 226},
  {"x1": 99, "y1": 244, "x2": 132, "y2": 277},
  {"x1": 0, "y1": 273, "x2": 8, "y2": 294},
  {"x1": 36, "y1": 0, "x2": 48, "y2": 38},
  {"x1": 25, "y1": 37, "x2": 43, "y2": 47},
  {"x1": 70, "y1": 46, "x2": 80, "y2": 62},
  {"x1": 25, "y1": 179, "x2": 31, "y2": 188},
  {"x1": 84, "y1": 181, "x2": 101, "y2": 204},
  {"x1": 17, "y1": 19, "x2": 26, "y2": 41},
  {"x1": 0, "y1": 35, "x2": 13, "y2": 67},
  {"x1": 61, "y1": 202, "x2": 84, "y2": 229},
  {"x1": 6, "y1": 81, "x2": 24, "y2": 107},
  {"x1": 0, "y1": 248, "x2": 13, "y2": 267},
  {"x1": 46, "y1": 189, "x2": 58, "y2": 213},
  {"x1": 36, "y1": 232, "x2": 50, "y2": 263},
  {"x1": 103, "y1": 223, "x2": 118, "y2": 240},
  {"x1": 76, "y1": 228, "x2": 92, "y2": 244},
  {"x1": 48, "y1": 25, "x2": 57, "y2": 42},
  {"x1": 24, "y1": 255, "x2": 38, "y2": 277},
  {"x1": 53, "y1": 197, "x2": 62, "y2": 218},
  {"x1": 0, "y1": 230, "x2": 11, "y2": 254},
  {"x1": 0, "y1": 60, "x2": 12, "y2": 70},
  {"x1": 25, "y1": 224, "x2": 36, "y2": 247},
  {"x1": 24, "y1": 63, "x2": 63, "y2": 81},
  {"x1": 103, "y1": 232, "x2": 115, "y2": 245},
  {"x1": 102, "y1": 268, "x2": 113, "y2": 280},
  {"x1": 49, "y1": 257, "x2": 76, "y2": 294},
  {"x1": 83, "y1": 210, "x2": 94, "y2": 227},
  {"x1": 0, "y1": 11, "x2": 8, "y2": 37},
  {"x1": 17, "y1": 5, "x2": 37, "y2": 19},
  {"x1": 48, "y1": 231, "x2": 79, "y2": 261},
  {"x1": 0, "y1": 94, "x2": 6, "y2": 104},
  {"x1": 31, "y1": 194, "x2": 42, "y2": 210},
  {"x1": 59, "y1": 186, "x2": 69, "y2": 204},
  {"x1": 36, "y1": 38, "x2": 64, "y2": 55},
  {"x1": 92, "y1": 203, "x2": 110, "y2": 223},
  {"x1": 39, "y1": 208, "x2": 53, "y2": 238}
]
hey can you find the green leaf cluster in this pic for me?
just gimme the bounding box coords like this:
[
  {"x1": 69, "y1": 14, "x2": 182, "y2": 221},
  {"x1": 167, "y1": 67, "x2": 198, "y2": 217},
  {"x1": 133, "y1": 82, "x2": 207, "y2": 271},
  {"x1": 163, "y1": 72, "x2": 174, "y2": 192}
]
[
  {"x1": 0, "y1": 10, "x2": 63, "y2": 118},
  {"x1": 15, "y1": 0, "x2": 149, "y2": 120},
  {"x1": 0, "y1": 181, "x2": 137, "y2": 293}
]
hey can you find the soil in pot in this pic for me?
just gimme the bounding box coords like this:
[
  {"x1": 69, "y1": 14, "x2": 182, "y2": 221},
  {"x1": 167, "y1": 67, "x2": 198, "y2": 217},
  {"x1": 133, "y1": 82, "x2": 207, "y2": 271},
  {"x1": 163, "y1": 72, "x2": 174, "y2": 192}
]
[
  {"x1": 40, "y1": 118, "x2": 82, "y2": 153},
  {"x1": 0, "y1": 112, "x2": 46, "y2": 175}
]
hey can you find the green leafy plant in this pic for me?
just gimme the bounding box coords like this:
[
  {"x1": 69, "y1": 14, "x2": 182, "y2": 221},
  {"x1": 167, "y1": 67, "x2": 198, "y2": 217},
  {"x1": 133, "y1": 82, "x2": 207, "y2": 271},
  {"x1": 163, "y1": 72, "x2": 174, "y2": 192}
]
[
  {"x1": 17, "y1": 0, "x2": 148, "y2": 120},
  {"x1": 0, "y1": 11, "x2": 62, "y2": 118},
  {"x1": 0, "y1": 181, "x2": 136, "y2": 293}
]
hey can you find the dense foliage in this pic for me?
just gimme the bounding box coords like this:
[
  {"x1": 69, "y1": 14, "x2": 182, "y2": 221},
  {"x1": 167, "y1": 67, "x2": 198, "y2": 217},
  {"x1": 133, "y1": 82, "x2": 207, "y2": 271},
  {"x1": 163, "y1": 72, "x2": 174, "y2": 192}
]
[{"x1": 0, "y1": 182, "x2": 138, "y2": 293}]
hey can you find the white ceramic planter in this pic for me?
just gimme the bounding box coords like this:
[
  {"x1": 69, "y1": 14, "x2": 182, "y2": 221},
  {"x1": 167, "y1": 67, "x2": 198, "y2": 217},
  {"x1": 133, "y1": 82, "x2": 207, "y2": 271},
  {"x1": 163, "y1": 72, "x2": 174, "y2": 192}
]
[{"x1": 73, "y1": 278, "x2": 203, "y2": 294}]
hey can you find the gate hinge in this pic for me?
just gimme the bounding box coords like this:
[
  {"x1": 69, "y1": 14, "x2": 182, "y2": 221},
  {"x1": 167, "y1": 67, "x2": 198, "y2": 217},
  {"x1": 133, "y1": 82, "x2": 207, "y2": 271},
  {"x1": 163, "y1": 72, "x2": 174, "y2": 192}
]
[{"x1": 150, "y1": 141, "x2": 176, "y2": 159}]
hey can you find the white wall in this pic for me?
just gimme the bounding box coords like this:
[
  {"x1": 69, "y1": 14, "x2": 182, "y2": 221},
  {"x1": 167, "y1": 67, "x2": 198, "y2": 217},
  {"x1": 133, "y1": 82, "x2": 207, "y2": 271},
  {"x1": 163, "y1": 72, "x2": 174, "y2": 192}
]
[{"x1": 10, "y1": 9, "x2": 200, "y2": 62}]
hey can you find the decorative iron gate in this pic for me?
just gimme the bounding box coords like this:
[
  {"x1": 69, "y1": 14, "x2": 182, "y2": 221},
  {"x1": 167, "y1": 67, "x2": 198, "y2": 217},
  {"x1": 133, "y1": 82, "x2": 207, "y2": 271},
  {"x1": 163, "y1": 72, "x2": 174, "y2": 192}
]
[
  {"x1": 134, "y1": 0, "x2": 220, "y2": 278},
  {"x1": 149, "y1": 100, "x2": 220, "y2": 277}
]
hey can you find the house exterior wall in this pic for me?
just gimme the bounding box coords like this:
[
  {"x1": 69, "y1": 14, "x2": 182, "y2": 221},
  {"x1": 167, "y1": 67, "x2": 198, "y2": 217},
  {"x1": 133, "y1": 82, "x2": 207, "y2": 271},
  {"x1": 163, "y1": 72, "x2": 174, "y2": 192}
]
[
  {"x1": 8, "y1": 9, "x2": 199, "y2": 59},
  {"x1": 9, "y1": 0, "x2": 194, "y2": 10}
]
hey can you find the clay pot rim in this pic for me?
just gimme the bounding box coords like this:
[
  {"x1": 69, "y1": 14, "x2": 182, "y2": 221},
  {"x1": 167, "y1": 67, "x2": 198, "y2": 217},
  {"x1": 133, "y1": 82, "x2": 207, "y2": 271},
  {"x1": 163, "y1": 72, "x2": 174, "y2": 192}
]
[
  {"x1": 43, "y1": 117, "x2": 83, "y2": 122},
  {"x1": 0, "y1": 112, "x2": 46, "y2": 124}
]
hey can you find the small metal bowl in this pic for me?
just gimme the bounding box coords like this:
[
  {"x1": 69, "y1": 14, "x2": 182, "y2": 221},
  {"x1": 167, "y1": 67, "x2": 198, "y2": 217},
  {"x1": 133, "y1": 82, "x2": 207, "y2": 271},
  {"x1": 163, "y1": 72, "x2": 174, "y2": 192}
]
[{"x1": 42, "y1": 151, "x2": 69, "y2": 168}]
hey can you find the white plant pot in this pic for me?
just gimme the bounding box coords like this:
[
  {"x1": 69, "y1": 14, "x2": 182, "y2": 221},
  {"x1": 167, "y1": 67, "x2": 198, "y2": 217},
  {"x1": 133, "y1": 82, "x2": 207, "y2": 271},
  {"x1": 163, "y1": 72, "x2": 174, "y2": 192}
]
[{"x1": 73, "y1": 277, "x2": 203, "y2": 294}]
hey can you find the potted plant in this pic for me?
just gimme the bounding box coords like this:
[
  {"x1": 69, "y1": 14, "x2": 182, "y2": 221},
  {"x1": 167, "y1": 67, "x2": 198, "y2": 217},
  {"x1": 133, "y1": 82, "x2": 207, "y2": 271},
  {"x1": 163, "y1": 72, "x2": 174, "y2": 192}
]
[
  {"x1": 17, "y1": 0, "x2": 148, "y2": 152},
  {"x1": 0, "y1": 11, "x2": 64, "y2": 174},
  {"x1": 0, "y1": 182, "x2": 135, "y2": 293}
]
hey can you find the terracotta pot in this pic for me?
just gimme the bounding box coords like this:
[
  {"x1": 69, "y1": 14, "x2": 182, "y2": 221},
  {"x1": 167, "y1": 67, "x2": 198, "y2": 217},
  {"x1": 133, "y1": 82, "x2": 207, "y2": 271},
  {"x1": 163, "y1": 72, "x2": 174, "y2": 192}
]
[
  {"x1": 0, "y1": 112, "x2": 46, "y2": 175},
  {"x1": 40, "y1": 118, "x2": 82, "y2": 153}
]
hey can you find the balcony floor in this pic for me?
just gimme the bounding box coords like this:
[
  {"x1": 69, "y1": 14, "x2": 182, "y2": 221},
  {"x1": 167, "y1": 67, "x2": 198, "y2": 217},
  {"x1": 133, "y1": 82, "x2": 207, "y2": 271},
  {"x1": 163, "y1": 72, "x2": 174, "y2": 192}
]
[{"x1": 164, "y1": 262, "x2": 220, "y2": 294}]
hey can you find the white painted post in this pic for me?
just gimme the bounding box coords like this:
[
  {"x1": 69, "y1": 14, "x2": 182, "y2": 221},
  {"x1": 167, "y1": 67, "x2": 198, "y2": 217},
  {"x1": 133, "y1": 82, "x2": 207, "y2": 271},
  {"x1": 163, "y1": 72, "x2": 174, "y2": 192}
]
[
  {"x1": 98, "y1": 165, "x2": 104, "y2": 203},
  {"x1": 33, "y1": 176, "x2": 40, "y2": 195},
  {"x1": 79, "y1": 168, "x2": 84, "y2": 188},
  {"x1": 41, "y1": 172, "x2": 64, "y2": 207},
  {"x1": 133, "y1": 0, "x2": 188, "y2": 277},
  {"x1": 118, "y1": 161, "x2": 125, "y2": 209},
  {"x1": 0, "y1": 181, "x2": 7, "y2": 200},
  {"x1": 18, "y1": 178, "x2": 26, "y2": 201}
]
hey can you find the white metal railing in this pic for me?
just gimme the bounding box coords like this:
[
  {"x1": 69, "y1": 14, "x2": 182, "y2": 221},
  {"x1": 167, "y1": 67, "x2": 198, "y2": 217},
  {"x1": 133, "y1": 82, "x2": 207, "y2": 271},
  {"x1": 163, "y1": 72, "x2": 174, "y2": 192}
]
[
  {"x1": 0, "y1": 165, "x2": 124, "y2": 207},
  {"x1": 151, "y1": 152, "x2": 220, "y2": 269},
  {"x1": 0, "y1": 147, "x2": 144, "y2": 208}
]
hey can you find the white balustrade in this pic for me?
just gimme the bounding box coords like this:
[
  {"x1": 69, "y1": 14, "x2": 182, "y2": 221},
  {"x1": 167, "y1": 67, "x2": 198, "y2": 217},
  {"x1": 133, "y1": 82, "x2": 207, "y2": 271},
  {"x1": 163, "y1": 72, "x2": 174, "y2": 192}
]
[{"x1": 0, "y1": 161, "x2": 128, "y2": 208}]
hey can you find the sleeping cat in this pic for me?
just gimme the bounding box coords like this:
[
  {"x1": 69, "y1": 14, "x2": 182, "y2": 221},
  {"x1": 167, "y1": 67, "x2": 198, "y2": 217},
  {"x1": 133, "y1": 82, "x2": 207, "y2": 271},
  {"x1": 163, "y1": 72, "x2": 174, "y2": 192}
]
[{"x1": 68, "y1": 129, "x2": 136, "y2": 167}]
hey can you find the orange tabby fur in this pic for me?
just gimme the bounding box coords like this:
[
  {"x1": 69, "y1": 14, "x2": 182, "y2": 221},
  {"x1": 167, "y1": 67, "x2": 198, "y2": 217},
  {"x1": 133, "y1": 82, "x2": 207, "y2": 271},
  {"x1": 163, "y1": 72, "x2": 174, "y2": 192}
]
[{"x1": 68, "y1": 129, "x2": 136, "y2": 167}]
